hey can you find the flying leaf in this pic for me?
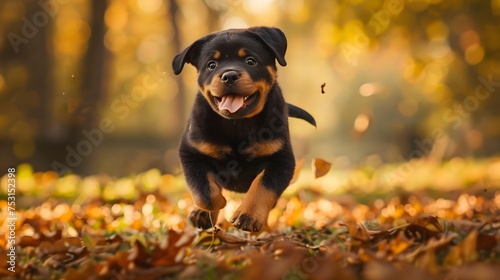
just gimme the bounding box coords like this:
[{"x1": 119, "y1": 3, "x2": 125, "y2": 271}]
[{"x1": 312, "y1": 158, "x2": 332, "y2": 178}]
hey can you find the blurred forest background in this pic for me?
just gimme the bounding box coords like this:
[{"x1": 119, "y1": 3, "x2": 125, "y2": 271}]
[{"x1": 1, "y1": 0, "x2": 500, "y2": 177}]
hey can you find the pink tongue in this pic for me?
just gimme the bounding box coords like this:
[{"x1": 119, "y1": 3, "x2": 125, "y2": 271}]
[{"x1": 218, "y1": 95, "x2": 244, "y2": 113}]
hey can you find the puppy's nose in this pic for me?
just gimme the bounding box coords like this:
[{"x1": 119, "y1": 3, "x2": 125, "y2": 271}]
[{"x1": 221, "y1": 70, "x2": 240, "y2": 85}]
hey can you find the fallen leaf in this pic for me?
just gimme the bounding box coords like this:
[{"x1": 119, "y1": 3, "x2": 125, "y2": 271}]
[
  {"x1": 341, "y1": 210, "x2": 370, "y2": 243},
  {"x1": 414, "y1": 249, "x2": 439, "y2": 275},
  {"x1": 151, "y1": 229, "x2": 194, "y2": 266},
  {"x1": 194, "y1": 230, "x2": 221, "y2": 247},
  {"x1": 443, "y1": 230, "x2": 479, "y2": 267}
]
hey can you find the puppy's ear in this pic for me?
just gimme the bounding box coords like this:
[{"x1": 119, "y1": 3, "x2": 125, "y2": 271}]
[
  {"x1": 172, "y1": 34, "x2": 216, "y2": 75},
  {"x1": 248, "y1": 27, "x2": 287, "y2": 66}
]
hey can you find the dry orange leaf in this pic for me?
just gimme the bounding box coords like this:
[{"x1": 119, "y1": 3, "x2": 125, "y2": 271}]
[
  {"x1": 387, "y1": 232, "x2": 412, "y2": 256},
  {"x1": 414, "y1": 249, "x2": 440, "y2": 275},
  {"x1": 312, "y1": 158, "x2": 332, "y2": 178},
  {"x1": 443, "y1": 230, "x2": 479, "y2": 267},
  {"x1": 407, "y1": 216, "x2": 443, "y2": 234},
  {"x1": 151, "y1": 229, "x2": 194, "y2": 267},
  {"x1": 342, "y1": 210, "x2": 370, "y2": 242}
]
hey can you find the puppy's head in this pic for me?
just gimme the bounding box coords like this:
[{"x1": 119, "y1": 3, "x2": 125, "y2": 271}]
[{"x1": 172, "y1": 26, "x2": 287, "y2": 119}]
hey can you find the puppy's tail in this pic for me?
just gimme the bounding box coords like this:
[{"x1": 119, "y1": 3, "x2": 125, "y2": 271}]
[{"x1": 287, "y1": 103, "x2": 316, "y2": 127}]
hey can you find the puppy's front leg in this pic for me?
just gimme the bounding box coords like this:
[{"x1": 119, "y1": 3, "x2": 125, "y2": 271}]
[
  {"x1": 187, "y1": 171, "x2": 226, "y2": 229},
  {"x1": 231, "y1": 149, "x2": 295, "y2": 232},
  {"x1": 180, "y1": 149, "x2": 227, "y2": 229},
  {"x1": 230, "y1": 171, "x2": 276, "y2": 232},
  {"x1": 188, "y1": 208, "x2": 220, "y2": 230}
]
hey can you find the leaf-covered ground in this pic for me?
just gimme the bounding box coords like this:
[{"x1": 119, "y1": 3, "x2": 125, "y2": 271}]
[{"x1": 1, "y1": 158, "x2": 499, "y2": 279}]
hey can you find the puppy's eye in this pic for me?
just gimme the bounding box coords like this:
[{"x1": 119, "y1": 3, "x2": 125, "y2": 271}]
[
  {"x1": 245, "y1": 58, "x2": 257, "y2": 66},
  {"x1": 207, "y1": 61, "x2": 217, "y2": 70}
]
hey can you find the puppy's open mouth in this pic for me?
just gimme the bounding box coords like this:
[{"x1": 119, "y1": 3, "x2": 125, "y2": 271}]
[{"x1": 213, "y1": 93, "x2": 257, "y2": 113}]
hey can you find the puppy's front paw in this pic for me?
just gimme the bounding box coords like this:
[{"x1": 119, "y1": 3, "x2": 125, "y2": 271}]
[
  {"x1": 188, "y1": 208, "x2": 219, "y2": 229},
  {"x1": 230, "y1": 210, "x2": 266, "y2": 232}
]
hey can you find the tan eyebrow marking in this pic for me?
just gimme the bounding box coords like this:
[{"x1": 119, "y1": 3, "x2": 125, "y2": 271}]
[
  {"x1": 213, "y1": 50, "x2": 221, "y2": 59},
  {"x1": 238, "y1": 48, "x2": 247, "y2": 57}
]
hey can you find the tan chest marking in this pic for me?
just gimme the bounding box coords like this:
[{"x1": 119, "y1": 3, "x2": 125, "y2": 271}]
[
  {"x1": 241, "y1": 138, "x2": 284, "y2": 158},
  {"x1": 188, "y1": 139, "x2": 232, "y2": 159}
]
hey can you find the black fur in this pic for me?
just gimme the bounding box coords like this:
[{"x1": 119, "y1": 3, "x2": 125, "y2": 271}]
[
  {"x1": 287, "y1": 103, "x2": 317, "y2": 127},
  {"x1": 173, "y1": 26, "x2": 315, "y2": 232}
]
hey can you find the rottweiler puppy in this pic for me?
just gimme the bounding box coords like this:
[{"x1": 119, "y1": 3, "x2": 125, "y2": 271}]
[{"x1": 172, "y1": 26, "x2": 315, "y2": 232}]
